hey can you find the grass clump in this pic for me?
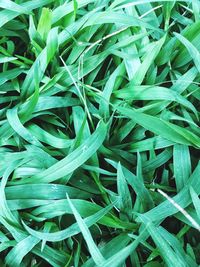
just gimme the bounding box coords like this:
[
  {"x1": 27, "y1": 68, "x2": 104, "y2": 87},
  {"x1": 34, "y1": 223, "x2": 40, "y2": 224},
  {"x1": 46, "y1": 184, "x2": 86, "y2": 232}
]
[{"x1": 0, "y1": 0, "x2": 200, "y2": 266}]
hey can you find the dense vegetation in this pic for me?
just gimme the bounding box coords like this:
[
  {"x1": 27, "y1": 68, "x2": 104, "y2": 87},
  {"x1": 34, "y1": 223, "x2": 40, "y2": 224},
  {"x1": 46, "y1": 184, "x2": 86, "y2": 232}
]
[{"x1": 0, "y1": 0, "x2": 200, "y2": 266}]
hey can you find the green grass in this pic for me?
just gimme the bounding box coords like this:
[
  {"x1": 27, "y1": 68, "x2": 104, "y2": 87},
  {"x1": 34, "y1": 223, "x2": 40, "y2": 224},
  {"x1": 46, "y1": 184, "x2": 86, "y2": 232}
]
[{"x1": 0, "y1": 0, "x2": 200, "y2": 266}]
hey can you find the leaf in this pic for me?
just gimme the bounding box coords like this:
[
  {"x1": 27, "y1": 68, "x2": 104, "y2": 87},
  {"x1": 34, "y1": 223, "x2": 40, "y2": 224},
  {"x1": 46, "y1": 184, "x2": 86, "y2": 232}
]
[
  {"x1": 117, "y1": 162, "x2": 132, "y2": 217},
  {"x1": 97, "y1": 230, "x2": 147, "y2": 267},
  {"x1": 27, "y1": 124, "x2": 72, "y2": 148},
  {"x1": 0, "y1": 0, "x2": 55, "y2": 28},
  {"x1": 67, "y1": 194, "x2": 105, "y2": 265},
  {"x1": 22, "y1": 202, "x2": 114, "y2": 242},
  {"x1": 138, "y1": 219, "x2": 185, "y2": 267},
  {"x1": 5, "y1": 184, "x2": 91, "y2": 201},
  {"x1": 190, "y1": 187, "x2": 200, "y2": 220},
  {"x1": 100, "y1": 63, "x2": 125, "y2": 118},
  {"x1": 137, "y1": 162, "x2": 200, "y2": 223},
  {"x1": 116, "y1": 106, "x2": 200, "y2": 148},
  {"x1": 173, "y1": 144, "x2": 191, "y2": 191},
  {"x1": 18, "y1": 121, "x2": 107, "y2": 184},
  {"x1": 7, "y1": 107, "x2": 42, "y2": 147},
  {"x1": 0, "y1": 0, "x2": 30, "y2": 14},
  {"x1": 82, "y1": 234, "x2": 131, "y2": 267},
  {"x1": 47, "y1": 27, "x2": 58, "y2": 63},
  {"x1": 73, "y1": 0, "x2": 78, "y2": 18},
  {"x1": 114, "y1": 85, "x2": 197, "y2": 114},
  {"x1": 1, "y1": 1, "x2": 200, "y2": 266},
  {"x1": 5, "y1": 235, "x2": 40, "y2": 267},
  {"x1": 0, "y1": 55, "x2": 17, "y2": 64},
  {"x1": 37, "y1": 8, "x2": 52, "y2": 41},
  {"x1": 131, "y1": 35, "x2": 166, "y2": 85},
  {"x1": 174, "y1": 32, "x2": 200, "y2": 71},
  {"x1": 106, "y1": 159, "x2": 154, "y2": 211}
]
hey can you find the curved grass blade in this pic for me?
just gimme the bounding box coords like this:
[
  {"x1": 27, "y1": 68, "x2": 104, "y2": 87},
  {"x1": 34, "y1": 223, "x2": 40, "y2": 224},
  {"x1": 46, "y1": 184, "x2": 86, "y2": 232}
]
[{"x1": 116, "y1": 106, "x2": 200, "y2": 148}]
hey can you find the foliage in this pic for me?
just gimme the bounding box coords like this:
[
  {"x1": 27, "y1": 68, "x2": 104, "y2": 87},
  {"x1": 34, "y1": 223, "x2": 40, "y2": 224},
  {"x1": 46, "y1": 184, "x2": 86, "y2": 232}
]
[{"x1": 0, "y1": 0, "x2": 200, "y2": 266}]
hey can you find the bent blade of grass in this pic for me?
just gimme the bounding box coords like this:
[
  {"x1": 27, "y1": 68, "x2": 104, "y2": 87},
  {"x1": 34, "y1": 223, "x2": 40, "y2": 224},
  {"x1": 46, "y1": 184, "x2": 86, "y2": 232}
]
[
  {"x1": 117, "y1": 27, "x2": 141, "y2": 80},
  {"x1": 113, "y1": 0, "x2": 192, "y2": 10},
  {"x1": 174, "y1": 32, "x2": 200, "y2": 72},
  {"x1": 7, "y1": 108, "x2": 43, "y2": 147},
  {"x1": 19, "y1": 63, "x2": 40, "y2": 122},
  {"x1": 114, "y1": 85, "x2": 197, "y2": 115},
  {"x1": 21, "y1": 50, "x2": 47, "y2": 99},
  {"x1": 142, "y1": 148, "x2": 172, "y2": 174},
  {"x1": 17, "y1": 121, "x2": 107, "y2": 184},
  {"x1": 67, "y1": 194, "x2": 105, "y2": 265},
  {"x1": 158, "y1": 227, "x2": 197, "y2": 266},
  {"x1": 22, "y1": 202, "x2": 114, "y2": 242},
  {"x1": 0, "y1": 56, "x2": 17, "y2": 64},
  {"x1": 33, "y1": 246, "x2": 67, "y2": 267},
  {"x1": 0, "y1": 240, "x2": 16, "y2": 254},
  {"x1": 171, "y1": 66, "x2": 198, "y2": 94},
  {"x1": 60, "y1": 56, "x2": 93, "y2": 125},
  {"x1": 32, "y1": 96, "x2": 79, "y2": 112},
  {"x1": 0, "y1": 215, "x2": 27, "y2": 243},
  {"x1": 52, "y1": 0, "x2": 95, "y2": 24},
  {"x1": 5, "y1": 235, "x2": 40, "y2": 267},
  {"x1": 0, "y1": 0, "x2": 30, "y2": 14},
  {"x1": 116, "y1": 106, "x2": 200, "y2": 148},
  {"x1": 30, "y1": 199, "x2": 136, "y2": 229},
  {"x1": 85, "y1": 11, "x2": 163, "y2": 33},
  {"x1": 0, "y1": 162, "x2": 23, "y2": 225},
  {"x1": 0, "y1": 0, "x2": 55, "y2": 28},
  {"x1": 6, "y1": 184, "x2": 91, "y2": 201},
  {"x1": 0, "y1": 68, "x2": 24, "y2": 86},
  {"x1": 27, "y1": 124, "x2": 72, "y2": 149}
]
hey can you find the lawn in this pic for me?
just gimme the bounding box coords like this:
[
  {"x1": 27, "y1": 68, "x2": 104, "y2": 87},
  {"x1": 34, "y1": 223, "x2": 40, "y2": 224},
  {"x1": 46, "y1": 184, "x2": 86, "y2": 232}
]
[{"x1": 0, "y1": 0, "x2": 200, "y2": 266}]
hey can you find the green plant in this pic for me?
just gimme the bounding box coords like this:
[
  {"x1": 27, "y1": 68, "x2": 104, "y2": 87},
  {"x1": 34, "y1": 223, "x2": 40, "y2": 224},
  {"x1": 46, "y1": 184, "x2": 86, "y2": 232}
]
[{"x1": 0, "y1": 1, "x2": 200, "y2": 266}]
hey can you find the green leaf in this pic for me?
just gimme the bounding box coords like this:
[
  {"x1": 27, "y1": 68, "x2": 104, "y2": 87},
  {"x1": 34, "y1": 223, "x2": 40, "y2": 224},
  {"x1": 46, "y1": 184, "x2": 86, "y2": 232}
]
[
  {"x1": 116, "y1": 106, "x2": 200, "y2": 148},
  {"x1": 138, "y1": 219, "x2": 185, "y2": 267},
  {"x1": 137, "y1": 162, "x2": 200, "y2": 223},
  {"x1": 73, "y1": 0, "x2": 78, "y2": 18},
  {"x1": 47, "y1": 27, "x2": 58, "y2": 63},
  {"x1": 190, "y1": 187, "x2": 200, "y2": 220},
  {"x1": 7, "y1": 107, "x2": 42, "y2": 147},
  {"x1": 131, "y1": 35, "x2": 166, "y2": 85},
  {"x1": 37, "y1": 8, "x2": 52, "y2": 41},
  {"x1": 173, "y1": 145, "x2": 191, "y2": 191},
  {"x1": 0, "y1": 0, "x2": 30, "y2": 14},
  {"x1": 114, "y1": 85, "x2": 197, "y2": 114},
  {"x1": 117, "y1": 162, "x2": 132, "y2": 217},
  {"x1": 0, "y1": 55, "x2": 17, "y2": 64},
  {"x1": 18, "y1": 121, "x2": 107, "y2": 184},
  {"x1": 97, "y1": 230, "x2": 147, "y2": 267},
  {"x1": 67, "y1": 194, "x2": 105, "y2": 265},
  {"x1": 22, "y1": 202, "x2": 114, "y2": 242},
  {"x1": 174, "y1": 32, "x2": 200, "y2": 72},
  {"x1": 0, "y1": 1, "x2": 200, "y2": 266},
  {"x1": 5, "y1": 236, "x2": 40, "y2": 267}
]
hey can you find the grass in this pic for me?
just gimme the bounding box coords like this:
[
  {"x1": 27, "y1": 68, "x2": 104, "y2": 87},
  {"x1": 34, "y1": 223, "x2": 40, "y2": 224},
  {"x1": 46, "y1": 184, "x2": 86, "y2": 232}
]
[{"x1": 0, "y1": 0, "x2": 200, "y2": 266}]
